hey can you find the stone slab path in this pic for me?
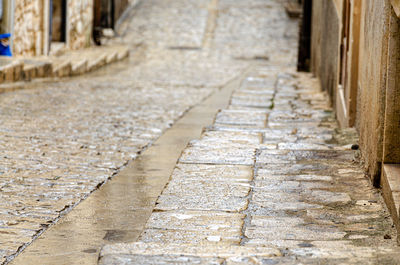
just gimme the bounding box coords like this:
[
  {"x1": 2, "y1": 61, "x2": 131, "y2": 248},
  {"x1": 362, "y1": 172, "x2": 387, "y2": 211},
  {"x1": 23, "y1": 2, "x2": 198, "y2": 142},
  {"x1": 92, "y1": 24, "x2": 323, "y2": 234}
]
[
  {"x1": 99, "y1": 66, "x2": 400, "y2": 264},
  {"x1": 3, "y1": 0, "x2": 400, "y2": 264}
]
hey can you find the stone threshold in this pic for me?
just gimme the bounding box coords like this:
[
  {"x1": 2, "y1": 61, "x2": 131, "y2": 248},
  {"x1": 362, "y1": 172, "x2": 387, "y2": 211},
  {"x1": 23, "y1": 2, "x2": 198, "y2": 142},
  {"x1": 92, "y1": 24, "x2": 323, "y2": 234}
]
[
  {"x1": 381, "y1": 164, "x2": 400, "y2": 243},
  {"x1": 0, "y1": 44, "x2": 130, "y2": 91}
]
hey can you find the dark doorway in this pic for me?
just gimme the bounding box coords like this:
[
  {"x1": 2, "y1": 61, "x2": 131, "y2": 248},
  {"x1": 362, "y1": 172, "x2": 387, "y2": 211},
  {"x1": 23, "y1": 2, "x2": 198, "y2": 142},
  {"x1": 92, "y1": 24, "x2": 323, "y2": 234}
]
[
  {"x1": 93, "y1": 0, "x2": 114, "y2": 45},
  {"x1": 93, "y1": 0, "x2": 130, "y2": 45},
  {"x1": 339, "y1": 0, "x2": 351, "y2": 88},
  {"x1": 93, "y1": 0, "x2": 102, "y2": 45},
  {"x1": 101, "y1": 0, "x2": 115, "y2": 29},
  {"x1": 297, "y1": 0, "x2": 312, "y2": 72},
  {"x1": 336, "y1": 0, "x2": 360, "y2": 127},
  {"x1": 51, "y1": 0, "x2": 67, "y2": 42},
  {"x1": 100, "y1": 0, "x2": 130, "y2": 29}
]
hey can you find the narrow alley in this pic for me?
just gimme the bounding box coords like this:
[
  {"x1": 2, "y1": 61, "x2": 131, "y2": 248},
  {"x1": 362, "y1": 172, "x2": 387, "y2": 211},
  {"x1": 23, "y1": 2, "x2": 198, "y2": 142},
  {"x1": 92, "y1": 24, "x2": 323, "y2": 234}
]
[{"x1": 1, "y1": 0, "x2": 400, "y2": 264}]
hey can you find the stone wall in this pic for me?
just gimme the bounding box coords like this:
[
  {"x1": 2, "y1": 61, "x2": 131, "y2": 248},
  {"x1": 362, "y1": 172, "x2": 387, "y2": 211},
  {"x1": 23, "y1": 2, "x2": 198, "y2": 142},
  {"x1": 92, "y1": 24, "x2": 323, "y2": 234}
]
[
  {"x1": 357, "y1": 0, "x2": 391, "y2": 185},
  {"x1": 12, "y1": 0, "x2": 93, "y2": 56},
  {"x1": 310, "y1": 0, "x2": 400, "y2": 186},
  {"x1": 67, "y1": 0, "x2": 93, "y2": 50},
  {"x1": 311, "y1": 0, "x2": 340, "y2": 105},
  {"x1": 310, "y1": 0, "x2": 322, "y2": 75},
  {"x1": 13, "y1": 0, "x2": 44, "y2": 56},
  {"x1": 383, "y1": 9, "x2": 400, "y2": 166}
]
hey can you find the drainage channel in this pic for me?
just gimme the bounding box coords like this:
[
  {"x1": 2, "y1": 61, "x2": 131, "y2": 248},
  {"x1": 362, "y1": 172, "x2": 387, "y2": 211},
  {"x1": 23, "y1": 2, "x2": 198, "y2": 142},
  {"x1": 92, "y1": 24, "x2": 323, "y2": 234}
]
[{"x1": 10, "y1": 68, "x2": 251, "y2": 265}]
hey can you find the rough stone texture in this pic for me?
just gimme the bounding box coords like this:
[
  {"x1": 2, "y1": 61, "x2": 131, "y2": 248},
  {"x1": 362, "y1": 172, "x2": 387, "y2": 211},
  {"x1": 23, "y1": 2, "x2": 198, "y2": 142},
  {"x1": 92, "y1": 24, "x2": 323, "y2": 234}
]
[
  {"x1": 99, "y1": 1, "x2": 400, "y2": 264},
  {"x1": 310, "y1": 0, "x2": 339, "y2": 103},
  {"x1": 3, "y1": 0, "x2": 400, "y2": 264},
  {"x1": 13, "y1": 0, "x2": 44, "y2": 56},
  {"x1": 312, "y1": 0, "x2": 400, "y2": 184},
  {"x1": 383, "y1": 9, "x2": 400, "y2": 164},
  {"x1": 0, "y1": 0, "x2": 249, "y2": 262},
  {"x1": 357, "y1": 0, "x2": 392, "y2": 184},
  {"x1": 13, "y1": 0, "x2": 93, "y2": 56},
  {"x1": 100, "y1": 66, "x2": 400, "y2": 263},
  {"x1": 67, "y1": 0, "x2": 93, "y2": 50}
]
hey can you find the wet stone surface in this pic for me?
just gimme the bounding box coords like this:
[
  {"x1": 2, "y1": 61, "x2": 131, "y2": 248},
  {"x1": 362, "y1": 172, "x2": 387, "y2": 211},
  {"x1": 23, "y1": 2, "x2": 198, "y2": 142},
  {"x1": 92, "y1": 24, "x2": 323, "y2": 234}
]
[
  {"x1": 100, "y1": 1, "x2": 400, "y2": 263},
  {"x1": 1, "y1": 0, "x2": 252, "y2": 262},
  {"x1": 1, "y1": 0, "x2": 399, "y2": 263}
]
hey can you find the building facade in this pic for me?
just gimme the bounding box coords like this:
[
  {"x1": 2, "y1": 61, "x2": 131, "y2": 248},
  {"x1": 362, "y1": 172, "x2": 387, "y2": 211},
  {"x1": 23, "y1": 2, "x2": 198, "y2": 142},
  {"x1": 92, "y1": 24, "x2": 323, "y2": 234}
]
[
  {"x1": 11, "y1": 0, "x2": 93, "y2": 56},
  {"x1": 301, "y1": 0, "x2": 400, "y2": 186},
  {"x1": 1, "y1": 0, "x2": 130, "y2": 57}
]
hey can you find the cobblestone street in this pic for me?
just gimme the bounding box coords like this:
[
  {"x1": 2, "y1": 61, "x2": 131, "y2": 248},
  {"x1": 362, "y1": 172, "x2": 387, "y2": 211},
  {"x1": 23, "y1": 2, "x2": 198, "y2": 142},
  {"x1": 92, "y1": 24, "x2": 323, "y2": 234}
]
[{"x1": 3, "y1": 0, "x2": 400, "y2": 264}]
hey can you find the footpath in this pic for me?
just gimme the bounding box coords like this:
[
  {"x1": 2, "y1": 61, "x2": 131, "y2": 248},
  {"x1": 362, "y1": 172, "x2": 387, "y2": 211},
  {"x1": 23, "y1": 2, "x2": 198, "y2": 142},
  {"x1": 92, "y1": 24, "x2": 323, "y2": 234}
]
[
  {"x1": 99, "y1": 66, "x2": 400, "y2": 264},
  {"x1": 5, "y1": 0, "x2": 400, "y2": 264}
]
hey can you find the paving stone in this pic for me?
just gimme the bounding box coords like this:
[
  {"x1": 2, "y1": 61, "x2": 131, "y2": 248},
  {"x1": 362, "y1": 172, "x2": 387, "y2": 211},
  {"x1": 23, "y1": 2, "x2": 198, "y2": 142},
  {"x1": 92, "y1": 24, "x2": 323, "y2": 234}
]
[
  {"x1": 263, "y1": 129, "x2": 298, "y2": 144},
  {"x1": 254, "y1": 171, "x2": 334, "y2": 182},
  {"x1": 252, "y1": 180, "x2": 301, "y2": 192},
  {"x1": 277, "y1": 142, "x2": 333, "y2": 150},
  {"x1": 189, "y1": 131, "x2": 262, "y2": 148},
  {"x1": 99, "y1": 242, "x2": 281, "y2": 265},
  {"x1": 268, "y1": 111, "x2": 324, "y2": 123},
  {"x1": 256, "y1": 163, "x2": 334, "y2": 175},
  {"x1": 241, "y1": 77, "x2": 276, "y2": 90},
  {"x1": 214, "y1": 110, "x2": 267, "y2": 127},
  {"x1": 202, "y1": 131, "x2": 262, "y2": 144},
  {"x1": 289, "y1": 244, "x2": 399, "y2": 261},
  {"x1": 345, "y1": 214, "x2": 381, "y2": 222},
  {"x1": 244, "y1": 239, "x2": 307, "y2": 249},
  {"x1": 230, "y1": 91, "x2": 273, "y2": 108},
  {"x1": 250, "y1": 216, "x2": 305, "y2": 227},
  {"x1": 179, "y1": 146, "x2": 255, "y2": 165},
  {"x1": 348, "y1": 235, "x2": 369, "y2": 240},
  {"x1": 234, "y1": 89, "x2": 275, "y2": 95},
  {"x1": 163, "y1": 180, "x2": 251, "y2": 197},
  {"x1": 145, "y1": 211, "x2": 244, "y2": 232},
  {"x1": 171, "y1": 164, "x2": 253, "y2": 183},
  {"x1": 268, "y1": 121, "x2": 322, "y2": 129},
  {"x1": 154, "y1": 195, "x2": 249, "y2": 212},
  {"x1": 355, "y1": 200, "x2": 383, "y2": 212},
  {"x1": 307, "y1": 190, "x2": 352, "y2": 205},
  {"x1": 245, "y1": 227, "x2": 346, "y2": 241},
  {"x1": 102, "y1": 254, "x2": 223, "y2": 265},
  {"x1": 251, "y1": 193, "x2": 323, "y2": 211},
  {"x1": 140, "y1": 228, "x2": 241, "y2": 245},
  {"x1": 258, "y1": 143, "x2": 278, "y2": 150},
  {"x1": 256, "y1": 150, "x2": 356, "y2": 166},
  {"x1": 305, "y1": 209, "x2": 352, "y2": 225}
]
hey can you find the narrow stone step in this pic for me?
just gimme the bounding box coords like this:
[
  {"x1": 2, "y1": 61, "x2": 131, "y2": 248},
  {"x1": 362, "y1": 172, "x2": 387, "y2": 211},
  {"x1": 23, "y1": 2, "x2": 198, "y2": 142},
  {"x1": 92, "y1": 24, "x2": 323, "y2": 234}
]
[
  {"x1": 381, "y1": 164, "x2": 400, "y2": 238},
  {"x1": 0, "y1": 45, "x2": 130, "y2": 86},
  {"x1": 71, "y1": 58, "x2": 88, "y2": 76},
  {"x1": 106, "y1": 51, "x2": 119, "y2": 64},
  {"x1": 52, "y1": 59, "x2": 72, "y2": 77},
  {"x1": 87, "y1": 52, "x2": 108, "y2": 72},
  {"x1": 22, "y1": 60, "x2": 52, "y2": 81},
  {"x1": 0, "y1": 58, "x2": 24, "y2": 83},
  {"x1": 117, "y1": 47, "x2": 130, "y2": 60}
]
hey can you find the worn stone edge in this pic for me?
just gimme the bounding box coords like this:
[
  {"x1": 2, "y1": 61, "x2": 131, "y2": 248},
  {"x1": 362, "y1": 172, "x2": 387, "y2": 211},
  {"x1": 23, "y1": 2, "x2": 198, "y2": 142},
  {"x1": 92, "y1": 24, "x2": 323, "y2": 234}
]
[{"x1": 381, "y1": 164, "x2": 400, "y2": 243}]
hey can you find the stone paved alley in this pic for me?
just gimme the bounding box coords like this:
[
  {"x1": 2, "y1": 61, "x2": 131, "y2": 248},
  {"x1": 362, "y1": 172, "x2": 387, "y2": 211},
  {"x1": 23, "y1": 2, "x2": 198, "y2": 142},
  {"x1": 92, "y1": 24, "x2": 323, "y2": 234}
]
[{"x1": 3, "y1": 0, "x2": 400, "y2": 264}]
